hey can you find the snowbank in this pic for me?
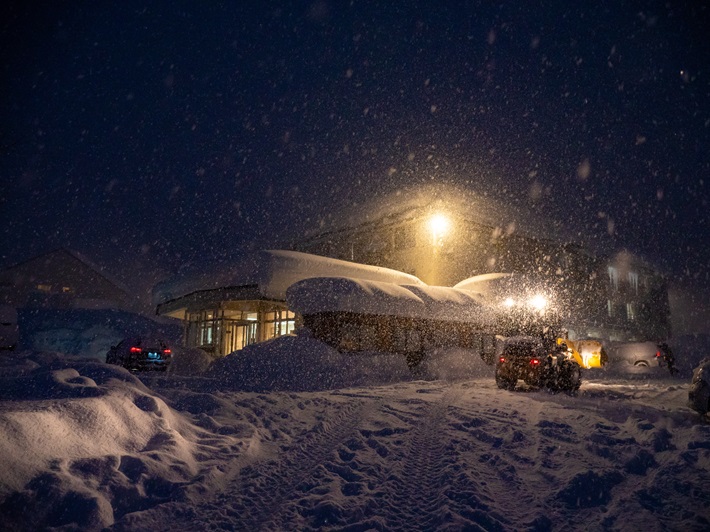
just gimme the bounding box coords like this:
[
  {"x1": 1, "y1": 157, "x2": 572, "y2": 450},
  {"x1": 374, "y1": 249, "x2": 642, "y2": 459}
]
[
  {"x1": 167, "y1": 346, "x2": 218, "y2": 376},
  {"x1": 416, "y1": 347, "x2": 495, "y2": 381},
  {"x1": 0, "y1": 351, "x2": 240, "y2": 531},
  {"x1": 1, "y1": 332, "x2": 709, "y2": 531},
  {"x1": 205, "y1": 334, "x2": 413, "y2": 392}
]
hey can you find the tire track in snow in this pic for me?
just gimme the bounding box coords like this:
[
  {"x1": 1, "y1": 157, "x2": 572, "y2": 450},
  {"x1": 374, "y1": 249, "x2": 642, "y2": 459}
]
[
  {"x1": 189, "y1": 396, "x2": 378, "y2": 531},
  {"x1": 369, "y1": 387, "x2": 470, "y2": 530},
  {"x1": 437, "y1": 387, "x2": 554, "y2": 528}
]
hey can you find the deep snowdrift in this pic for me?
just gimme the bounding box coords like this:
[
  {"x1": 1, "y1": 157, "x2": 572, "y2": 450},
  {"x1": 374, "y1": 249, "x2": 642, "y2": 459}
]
[
  {"x1": 0, "y1": 351, "x2": 245, "y2": 530},
  {"x1": 1, "y1": 335, "x2": 709, "y2": 531}
]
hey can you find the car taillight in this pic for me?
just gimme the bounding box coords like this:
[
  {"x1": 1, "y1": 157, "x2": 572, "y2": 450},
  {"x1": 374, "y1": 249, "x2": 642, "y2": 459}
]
[
  {"x1": 130, "y1": 347, "x2": 142, "y2": 353},
  {"x1": 499, "y1": 356, "x2": 507, "y2": 363},
  {"x1": 530, "y1": 359, "x2": 540, "y2": 366},
  {"x1": 163, "y1": 349, "x2": 171, "y2": 355}
]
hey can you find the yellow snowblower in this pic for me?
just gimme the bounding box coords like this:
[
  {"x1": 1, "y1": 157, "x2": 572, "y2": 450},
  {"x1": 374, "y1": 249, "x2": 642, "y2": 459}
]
[{"x1": 557, "y1": 338, "x2": 608, "y2": 369}]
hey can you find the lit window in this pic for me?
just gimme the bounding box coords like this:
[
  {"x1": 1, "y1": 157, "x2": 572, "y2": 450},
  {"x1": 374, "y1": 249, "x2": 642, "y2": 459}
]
[
  {"x1": 36, "y1": 284, "x2": 52, "y2": 292},
  {"x1": 263, "y1": 309, "x2": 295, "y2": 340},
  {"x1": 628, "y1": 272, "x2": 638, "y2": 293},
  {"x1": 626, "y1": 303, "x2": 636, "y2": 321},
  {"x1": 607, "y1": 267, "x2": 619, "y2": 290}
]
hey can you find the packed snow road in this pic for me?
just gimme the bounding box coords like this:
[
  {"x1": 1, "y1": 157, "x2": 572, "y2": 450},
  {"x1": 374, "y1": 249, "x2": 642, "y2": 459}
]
[
  {"x1": 114, "y1": 376, "x2": 709, "y2": 532},
  {"x1": 1, "y1": 348, "x2": 709, "y2": 531}
]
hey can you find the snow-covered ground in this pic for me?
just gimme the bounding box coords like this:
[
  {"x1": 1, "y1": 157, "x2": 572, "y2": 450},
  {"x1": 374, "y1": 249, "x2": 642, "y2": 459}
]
[{"x1": 1, "y1": 332, "x2": 709, "y2": 531}]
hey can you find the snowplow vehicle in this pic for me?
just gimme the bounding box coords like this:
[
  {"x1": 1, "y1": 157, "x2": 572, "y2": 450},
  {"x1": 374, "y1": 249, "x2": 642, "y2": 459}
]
[
  {"x1": 495, "y1": 337, "x2": 583, "y2": 392},
  {"x1": 557, "y1": 338, "x2": 607, "y2": 369}
]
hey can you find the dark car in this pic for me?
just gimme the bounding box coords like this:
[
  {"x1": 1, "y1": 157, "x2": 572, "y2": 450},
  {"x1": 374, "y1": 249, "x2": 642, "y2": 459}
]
[
  {"x1": 495, "y1": 337, "x2": 581, "y2": 392},
  {"x1": 688, "y1": 358, "x2": 710, "y2": 415},
  {"x1": 106, "y1": 336, "x2": 173, "y2": 372}
]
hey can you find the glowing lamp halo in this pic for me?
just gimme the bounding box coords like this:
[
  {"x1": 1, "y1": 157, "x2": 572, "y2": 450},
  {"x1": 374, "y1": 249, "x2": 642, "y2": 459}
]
[
  {"x1": 528, "y1": 294, "x2": 548, "y2": 311},
  {"x1": 428, "y1": 214, "x2": 450, "y2": 234}
]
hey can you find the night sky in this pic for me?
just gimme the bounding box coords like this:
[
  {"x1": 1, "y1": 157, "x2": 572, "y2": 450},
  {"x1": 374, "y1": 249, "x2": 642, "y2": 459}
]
[{"x1": 2, "y1": 1, "x2": 709, "y2": 292}]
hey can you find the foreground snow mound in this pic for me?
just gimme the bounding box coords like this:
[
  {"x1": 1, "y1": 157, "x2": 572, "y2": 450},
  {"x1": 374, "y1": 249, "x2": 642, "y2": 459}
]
[
  {"x1": 0, "y1": 351, "x2": 241, "y2": 531},
  {"x1": 206, "y1": 335, "x2": 413, "y2": 391},
  {"x1": 168, "y1": 346, "x2": 218, "y2": 376}
]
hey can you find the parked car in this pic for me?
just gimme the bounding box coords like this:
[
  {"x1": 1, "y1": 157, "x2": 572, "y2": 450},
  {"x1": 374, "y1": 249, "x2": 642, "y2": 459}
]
[
  {"x1": 106, "y1": 336, "x2": 172, "y2": 372},
  {"x1": 0, "y1": 305, "x2": 19, "y2": 350},
  {"x1": 606, "y1": 341, "x2": 664, "y2": 373},
  {"x1": 495, "y1": 336, "x2": 582, "y2": 392},
  {"x1": 688, "y1": 358, "x2": 710, "y2": 415}
]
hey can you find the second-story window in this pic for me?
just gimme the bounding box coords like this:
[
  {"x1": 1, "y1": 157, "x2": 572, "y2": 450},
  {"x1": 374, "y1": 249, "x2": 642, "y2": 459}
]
[
  {"x1": 608, "y1": 266, "x2": 619, "y2": 290},
  {"x1": 626, "y1": 302, "x2": 636, "y2": 321},
  {"x1": 628, "y1": 272, "x2": 639, "y2": 294}
]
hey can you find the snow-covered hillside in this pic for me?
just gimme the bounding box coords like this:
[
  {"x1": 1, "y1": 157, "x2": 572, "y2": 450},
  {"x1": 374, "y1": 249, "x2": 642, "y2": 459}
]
[{"x1": 1, "y1": 334, "x2": 709, "y2": 531}]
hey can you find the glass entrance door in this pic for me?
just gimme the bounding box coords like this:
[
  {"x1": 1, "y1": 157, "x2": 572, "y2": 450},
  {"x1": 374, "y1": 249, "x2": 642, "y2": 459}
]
[{"x1": 223, "y1": 320, "x2": 259, "y2": 354}]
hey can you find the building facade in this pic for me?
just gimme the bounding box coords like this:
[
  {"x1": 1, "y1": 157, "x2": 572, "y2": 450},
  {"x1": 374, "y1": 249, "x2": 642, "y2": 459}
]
[
  {"x1": 153, "y1": 250, "x2": 425, "y2": 356},
  {"x1": 0, "y1": 248, "x2": 130, "y2": 310},
  {"x1": 295, "y1": 204, "x2": 671, "y2": 343},
  {"x1": 156, "y1": 285, "x2": 296, "y2": 356}
]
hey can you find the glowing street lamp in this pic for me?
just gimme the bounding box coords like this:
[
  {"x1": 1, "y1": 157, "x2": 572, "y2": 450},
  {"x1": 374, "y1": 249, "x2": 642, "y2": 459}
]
[{"x1": 428, "y1": 213, "x2": 450, "y2": 246}]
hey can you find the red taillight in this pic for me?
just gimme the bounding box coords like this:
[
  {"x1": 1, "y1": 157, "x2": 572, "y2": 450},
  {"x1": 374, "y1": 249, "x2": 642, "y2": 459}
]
[
  {"x1": 499, "y1": 356, "x2": 506, "y2": 363},
  {"x1": 163, "y1": 349, "x2": 171, "y2": 355},
  {"x1": 530, "y1": 359, "x2": 540, "y2": 366},
  {"x1": 130, "y1": 346, "x2": 142, "y2": 353}
]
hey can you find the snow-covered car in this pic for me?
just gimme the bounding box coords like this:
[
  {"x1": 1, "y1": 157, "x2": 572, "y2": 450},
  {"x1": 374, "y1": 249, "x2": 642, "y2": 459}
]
[
  {"x1": 0, "y1": 305, "x2": 19, "y2": 350},
  {"x1": 688, "y1": 358, "x2": 710, "y2": 415},
  {"x1": 495, "y1": 336, "x2": 581, "y2": 392},
  {"x1": 608, "y1": 341, "x2": 660, "y2": 370},
  {"x1": 106, "y1": 336, "x2": 172, "y2": 372}
]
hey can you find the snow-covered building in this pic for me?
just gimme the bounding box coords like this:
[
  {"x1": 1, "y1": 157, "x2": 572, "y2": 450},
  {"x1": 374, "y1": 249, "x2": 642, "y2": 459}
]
[
  {"x1": 0, "y1": 248, "x2": 130, "y2": 310},
  {"x1": 286, "y1": 277, "x2": 499, "y2": 366},
  {"x1": 295, "y1": 189, "x2": 671, "y2": 343},
  {"x1": 153, "y1": 250, "x2": 426, "y2": 356},
  {"x1": 153, "y1": 249, "x2": 563, "y2": 362}
]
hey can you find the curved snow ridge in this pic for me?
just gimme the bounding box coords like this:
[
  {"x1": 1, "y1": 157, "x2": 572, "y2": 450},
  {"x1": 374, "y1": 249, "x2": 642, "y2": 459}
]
[
  {"x1": 3, "y1": 347, "x2": 710, "y2": 531},
  {"x1": 205, "y1": 334, "x2": 413, "y2": 392},
  {"x1": 0, "y1": 353, "x2": 249, "y2": 531}
]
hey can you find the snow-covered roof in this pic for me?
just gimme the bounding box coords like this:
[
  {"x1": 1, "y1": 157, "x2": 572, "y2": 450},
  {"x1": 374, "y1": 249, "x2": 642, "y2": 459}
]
[
  {"x1": 454, "y1": 273, "x2": 514, "y2": 290},
  {"x1": 403, "y1": 284, "x2": 491, "y2": 323},
  {"x1": 1, "y1": 248, "x2": 130, "y2": 296},
  {"x1": 152, "y1": 250, "x2": 425, "y2": 306},
  {"x1": 286, "y1": 276, "x2": 494, "y2": 324},
  {"x1": 453, "y1": 273, "x2": 516, "y2": 298}
]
